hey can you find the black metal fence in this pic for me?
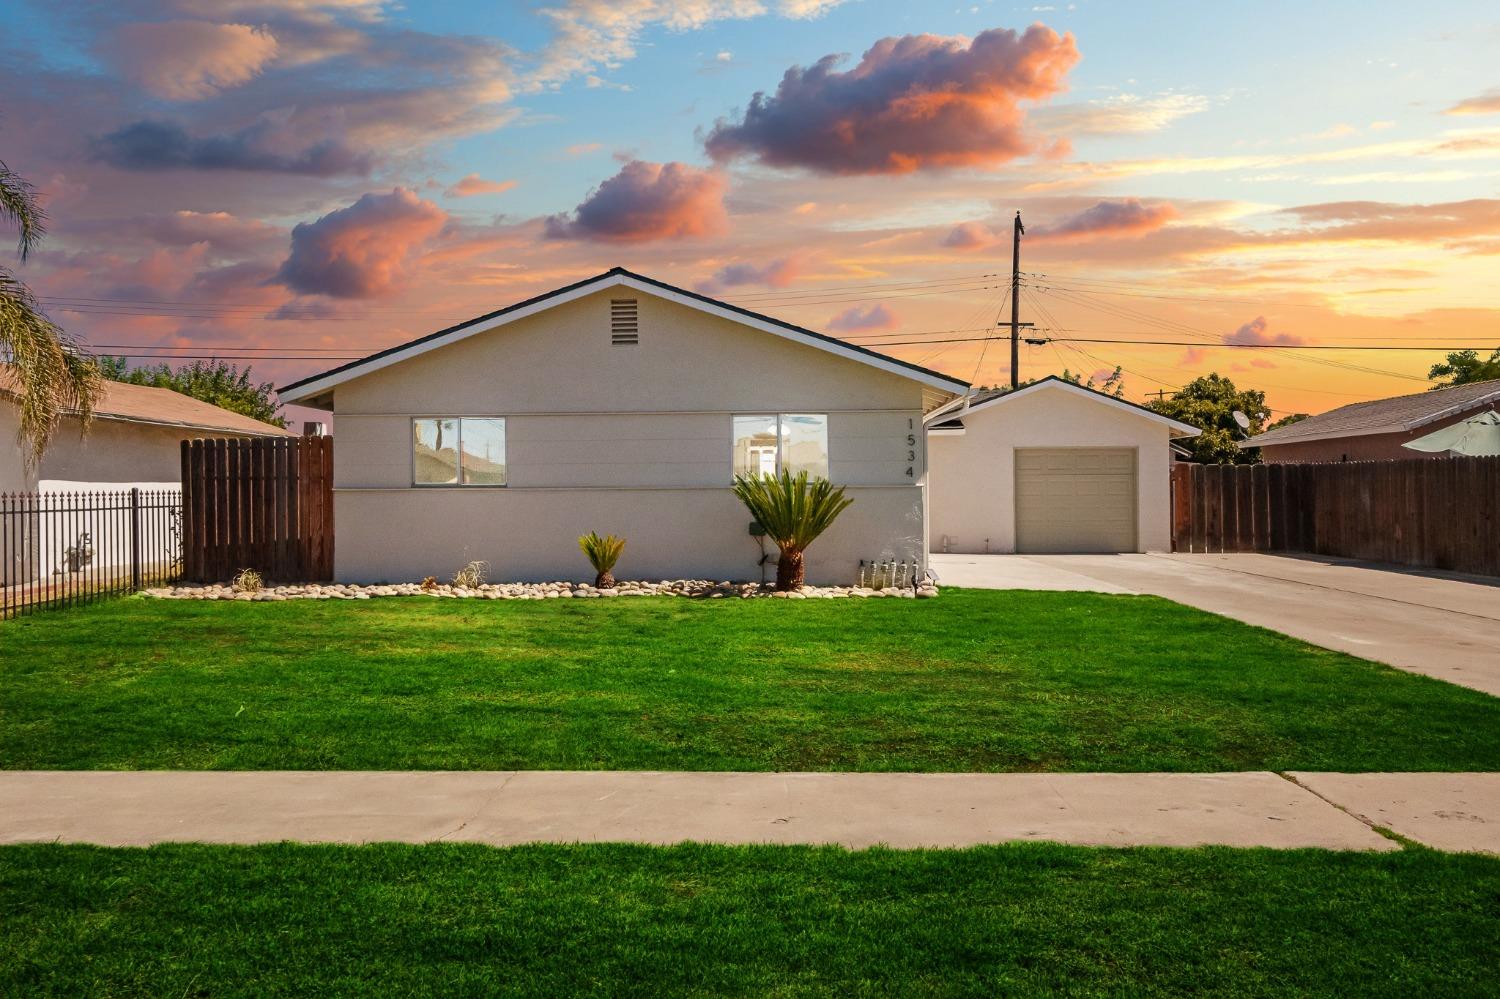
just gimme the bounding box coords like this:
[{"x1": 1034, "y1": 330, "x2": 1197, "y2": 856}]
[{"x1": 1, "y1": 489, "x2": 183, "y2": 618}]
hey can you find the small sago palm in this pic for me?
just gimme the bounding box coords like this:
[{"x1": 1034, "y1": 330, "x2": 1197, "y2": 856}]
[
  {"x1": 578, "y1": 531, "x2": 625, "y2": 588},
  {"x1": 1, "y1": 159, "x2": 101, "y2": 463},
  {"x1": 732, "y1": 470, "x2": 853, "y2": 591}
]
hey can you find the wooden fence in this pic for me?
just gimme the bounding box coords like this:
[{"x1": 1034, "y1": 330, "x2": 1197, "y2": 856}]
[
  {"x1": 1170, "y1": 456, "x2": 1500, "y2": 576},
  {"x1": 181, "y1": 436, "x2": 333, "y2": 582}
]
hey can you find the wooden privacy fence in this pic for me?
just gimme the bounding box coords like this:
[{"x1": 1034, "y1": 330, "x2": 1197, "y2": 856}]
[
  {"x1": 181, "y1": 436, "x2": 333, "y2": 582},
  {"x1": 1171, "y1": 456, "x2": 1500, "y2": 576}
]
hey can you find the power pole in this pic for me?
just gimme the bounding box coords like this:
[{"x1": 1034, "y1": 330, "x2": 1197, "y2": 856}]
[{"x1": 1010, "y1": 211, "x2": 1024, "y2": 389}]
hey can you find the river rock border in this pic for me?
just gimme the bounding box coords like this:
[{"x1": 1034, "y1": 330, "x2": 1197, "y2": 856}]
[{"x1": 143, "y1": 579, "x2": 941, "y2": 602}]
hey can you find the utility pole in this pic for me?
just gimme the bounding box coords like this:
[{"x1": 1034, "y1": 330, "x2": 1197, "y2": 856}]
[{"x1": 1010, "y1": 211, "x2": 1024, "y2": 389}]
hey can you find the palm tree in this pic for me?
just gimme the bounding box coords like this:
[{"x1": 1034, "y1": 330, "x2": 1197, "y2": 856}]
[
  {"x1": 578, "y1": 531, "x2": 625, "y2": 588},
  {"x1": 732, "y1": 470, "x2": 853, "y2": 591},
  {"x1": 1, "y1": 159, "x2": 100, "y2": 464}
]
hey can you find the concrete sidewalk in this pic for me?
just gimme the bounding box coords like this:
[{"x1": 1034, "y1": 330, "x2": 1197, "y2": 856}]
[{"x1": 3, "y1": 770, "x2": 1495, "y2": 853}]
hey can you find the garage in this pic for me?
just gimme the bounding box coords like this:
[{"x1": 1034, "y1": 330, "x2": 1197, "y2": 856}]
[
  {"x1": 1015, "y1": 448, "x2": 1137, "y2": 553},
  {"x1": 925, "y1": 377, "x2": 1199, "y2": 555}
]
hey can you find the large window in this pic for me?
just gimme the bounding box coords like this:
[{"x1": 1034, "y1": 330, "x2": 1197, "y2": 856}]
[
  {"x1": 413, "y1": 418, "x2": 506, "y2": 486},
  {"x1": 732, "y1": 414, "x2": 828, "y2": 480}
]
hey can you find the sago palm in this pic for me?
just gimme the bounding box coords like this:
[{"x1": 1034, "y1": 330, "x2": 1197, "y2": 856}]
[
  {"x1": 732, "y1": 470, "x2": 853, "y2": 591},
  {"x1": 1, "y1": 159, "x2": 101, "y2": 464},
  {"x1": 578, "y1": 531, "x2": 626, "y2": 588}
]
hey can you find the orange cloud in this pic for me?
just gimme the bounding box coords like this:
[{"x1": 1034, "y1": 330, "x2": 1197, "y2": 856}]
[
  {"x1": 444, "y1": 173, "x2": 518, "y2": 197},
  {"x1": 544, "y1": 159, "x2": 727, "y2": 243},
  {"x1": 827, "y1": 303, "x2": 897, "y2": 332},
  {"x1": 104, "y1": 20, "x2": 279, "y2": 101},
  {"x1": 697, "y1": 256, "x2": 806, "y2": 294},
  {"x1": 1445, "y1": 89, "x2": 1500, "y2": 115},
  {"x1": 705, "y1": 24, "x2": 1079, "y2": 175},
  {"x1": 1223, "y1": 316, "x2": 1304, "y2": 346},
  {"x1": 946, "y1": 198, "x2": 1175, "y2": 250},
  {"x1": 275, "y1": 188, "x2": 448, "y2": 298}
]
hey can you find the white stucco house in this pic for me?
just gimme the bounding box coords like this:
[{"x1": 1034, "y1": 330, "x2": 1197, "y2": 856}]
[
  {"x1": 277, "y1": 267, "x2": 969, "y2": 585},
  {"x1": 926, "y1": 377, "x2": 1199, "y2": 554},
  {"x1": 1, "y1": 368, "x2": 294, "y2": 494}
]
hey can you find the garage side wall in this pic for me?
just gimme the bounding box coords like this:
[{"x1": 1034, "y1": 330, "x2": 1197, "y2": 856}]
[{"x1": 927, "y1": 388, "x2": 1176, "y2": 554}]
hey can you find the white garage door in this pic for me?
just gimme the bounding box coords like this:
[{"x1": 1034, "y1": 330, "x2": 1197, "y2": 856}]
[{"x1": 1015, "y1": 448, "x2": 1137, "y2": 553}]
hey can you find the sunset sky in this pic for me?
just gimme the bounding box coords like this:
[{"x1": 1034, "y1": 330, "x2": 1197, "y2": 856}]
[{"x1": 5, "y1": 0, "x2": 1499, "y2": 422}]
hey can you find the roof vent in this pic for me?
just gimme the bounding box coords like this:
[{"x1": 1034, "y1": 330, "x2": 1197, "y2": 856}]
[{"x1": 610, "y1": 299, "x2": 639, "y2": 345}]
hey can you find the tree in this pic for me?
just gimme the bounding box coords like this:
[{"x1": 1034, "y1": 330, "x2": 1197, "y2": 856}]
[
  {"x1": 1428, "y1": 348, "x2": 1500, "y2": 389},
  {"x1": 98, "y1": 356, "x2": 286, "y2": 427},
  {"x1": 1148, "y1": 373, "x2": 1269, "y2": 464},
  {"x1": 731, "y1": 470, "x2": 853, "y2": 591},
  {"x1": 1268, "y1": 412, "x2": 1310, "y2": 431},
  {"x1": 1060, "y1": 365, "x2": 1126, "y2": 398},
  {"x1": 1, "y1": 160, "x2": 101, "y2": 462}
]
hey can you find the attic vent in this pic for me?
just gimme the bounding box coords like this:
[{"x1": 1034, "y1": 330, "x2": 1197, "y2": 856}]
[{"x1": 610, "y1": 299, "x2": 639, "y2": 344}]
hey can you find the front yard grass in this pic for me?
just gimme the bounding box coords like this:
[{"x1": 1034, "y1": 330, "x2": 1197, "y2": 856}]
[
  {"x1": 3, "y1": 589, "x2": 1499, "y2": 773},
  {"x1": 3, "y1": 842, "x2": 1498, "y2": 996}
]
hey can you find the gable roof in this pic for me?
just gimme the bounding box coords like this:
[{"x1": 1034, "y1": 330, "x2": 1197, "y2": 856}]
[
  {"x1": 1242, "y1": 378, "x2": 1500, "y2": 449},
  {"x1": 1, "y1": 368, "x2": 294, "y2": 437},
  {"x1": 277, "y1": 267, "x2": 970, "y2": 404},
  {"x1": 926, "y1": 375, "x2": 1201, "y2": 437}
]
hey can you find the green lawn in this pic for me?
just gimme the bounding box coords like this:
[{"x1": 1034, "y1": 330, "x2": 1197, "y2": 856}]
[
  {"x1": 2, "y1": 590, "x2": 1498, "y2": 773},
  {"x1": 3, "y1": 842, "x2": 1497, "y2": 996}
]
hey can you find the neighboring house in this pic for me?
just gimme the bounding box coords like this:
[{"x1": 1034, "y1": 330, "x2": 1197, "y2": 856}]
[
  {"x1": 277, "y1": 267, "x2": 969, "y2": 585},
  {"x1": 2, "y1": 367, "x2": 293, "y2": 588},
  {"x1": 1, "y1": 368, "x2": 294, "y2": 493},
  {"x1": 926, "y1": 377, "x2": 1199, "y2": 554},
  {"x1": 1241, "y1": 379, "x2": 1500, "y2": 463}
]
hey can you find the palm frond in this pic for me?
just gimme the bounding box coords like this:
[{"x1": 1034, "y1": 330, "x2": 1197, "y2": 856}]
[
  {"x1": 0, "y1": 160, "x2": 46, "y2": 260},
  {"x1": 1, "y1": 268, "x2": 102, "y2": 464},
  {"x1": 731, "y1": 470, "x2": 854, "y2": 550},
  {"x1": 578, "y1": 532, "x2": 626, "y2": 574}
]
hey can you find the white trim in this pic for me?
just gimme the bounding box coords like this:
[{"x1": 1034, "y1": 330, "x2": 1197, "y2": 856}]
[
  {"x1": 279, "y1": 272, "x2": 968, "y2": 404},
  {"x1": 924, "y1": 378, "x2": 1201, "y2": 437}
]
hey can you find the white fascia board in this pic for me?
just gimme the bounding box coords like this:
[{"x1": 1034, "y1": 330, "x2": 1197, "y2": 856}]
[{"x1": 957, "y1": 379, "x2": 1202, "y2": 437}]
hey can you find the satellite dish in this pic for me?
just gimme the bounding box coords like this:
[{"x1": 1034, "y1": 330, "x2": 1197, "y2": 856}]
[{"x1": 1232, "y1": 410, "x2": 1251, "y2": 429}]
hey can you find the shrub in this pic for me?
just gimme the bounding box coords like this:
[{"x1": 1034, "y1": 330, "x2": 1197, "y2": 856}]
[
  {"x1": 578, "y1": 532, "x2": 626, "y2": 588},
  {"x1": 420, "y1": 576, "x2": 439, "y2": 591},
  {"x1": 732, "y1": 470, "x2": 853, "y2": 591},
  {"x1": 452, "y1": 560, "x2": 488, "y2": 589},
  {"x1": 231, "y1": 568, "x2": 263, "y2": 593}
]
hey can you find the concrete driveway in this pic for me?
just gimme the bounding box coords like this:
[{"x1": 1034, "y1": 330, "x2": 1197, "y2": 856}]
[{"x1": 930, "y1": 552, "x2": 1500, "y2": 697}]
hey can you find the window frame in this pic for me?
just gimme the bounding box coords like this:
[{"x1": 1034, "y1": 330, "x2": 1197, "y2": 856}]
[
  {"x1": 731, "y1": 412, "x2": 830, "y2": 481},
  {"x1": 411, "y1": 416, "x2": 508, "y2": 488}
]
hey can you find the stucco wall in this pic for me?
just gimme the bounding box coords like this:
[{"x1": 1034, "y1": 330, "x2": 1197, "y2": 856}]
[
  {"x1": 0, "y1": 403, "x2": 34, "y2": 493},
  {"x1": 328, "y1": 288, "x2": 933, "y2": 584},
  {"x1": 927, "y1": 387, "x2": 1177, "y2": 554},
  {"x1": 1258, "y1": 409, "x2": 1488, "y2": 463},
  {"x1": 33, "y1": 418, "x2": 194, "y2": 485}
]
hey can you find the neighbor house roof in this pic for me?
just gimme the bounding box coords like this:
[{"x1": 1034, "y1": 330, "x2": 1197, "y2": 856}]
[
  {"x1": 925, "y1": 376, "x2": 1201, "y2": 437},
  {"x1": 277, "y1": 267, "x2": 971, "y2": 405},
  {"x1": 0, "y1": 368, "x2": 294, "y2": 438},
  {"x1": 1240, "y1": 378, "x2": 1500, "y2": 449}
]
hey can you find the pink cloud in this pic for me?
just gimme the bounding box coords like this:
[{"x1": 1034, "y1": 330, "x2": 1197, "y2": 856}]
[
  {"x1": 444, "y1": 173, "x2": 518, "y2": 197},
  {"x1": 274, "y1": 188, "x2": 448, "y2": 298},
  {"x1": 943, "y1": 221, "x2": 1000, "y2": 250},
  {"x1": 1446, "y1": 89, "x2": 1500, "y2": 115},
  {"x1": 1223, "y1": 316, "x2": 1304, "y2": 346},
  {"x1": 697, "y1": 256, "x2": 805, "y2": 294},
  {"x1": 704, "y1": 24, "x2": 1079, "y2": 175},
  {"x1": 104, "y1": 20, "x2": 280, "y2": 101},
  {"x1": 544, "y1": 159, "x2": 727, "y2": 243},
  {"x1": 1179, "y1": 347, "x2": 1209, "y2": 366},
  {"x1": 1036, "y1": 198, "x2": 1177, "y2": 242},
  {"x1": 827, "y1": 303, "x2": 897, "y2": 332}
]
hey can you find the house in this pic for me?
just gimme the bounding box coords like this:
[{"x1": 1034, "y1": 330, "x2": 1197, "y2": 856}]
[
  {"x1": 1241, "y1": 378, "x2": 1500, "y2": 463},
  {"x1": 277, "y1": 267, "x2": 969, "y2": 585},
  {"x1": 1, "y1": 367, "x2": 294, "y2": 494},
  {"x1": 926, "y1": 377, "x2": 1199, "y2": 554}
]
